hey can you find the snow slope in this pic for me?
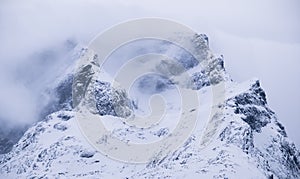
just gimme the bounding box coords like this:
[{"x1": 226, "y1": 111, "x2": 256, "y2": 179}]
[{"x1": 0, "y1": 34, "x2": 299, "y2": 178}]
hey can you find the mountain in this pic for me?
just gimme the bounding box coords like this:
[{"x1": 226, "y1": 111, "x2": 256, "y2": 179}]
[{"x1": 0, "y1": 34, "x2": 299, "y2": 179}]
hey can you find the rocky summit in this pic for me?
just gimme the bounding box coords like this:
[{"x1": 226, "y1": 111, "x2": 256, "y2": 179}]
[{"x1": 0, "y1": 34, "x2": 299, "y2": 179}]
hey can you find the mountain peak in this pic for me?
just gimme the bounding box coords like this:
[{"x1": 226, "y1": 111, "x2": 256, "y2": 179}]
[{"x1": 0, "y1": 33, "x2": 299, "y2": 178}]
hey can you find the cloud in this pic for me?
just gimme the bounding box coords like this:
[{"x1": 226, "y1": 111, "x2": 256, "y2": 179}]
[{"x1": 0, "y1": 76, "x2": 37, "y2": 126}]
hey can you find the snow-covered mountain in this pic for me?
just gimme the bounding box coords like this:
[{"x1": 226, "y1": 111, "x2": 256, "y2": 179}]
[{"x1": 0, "y1": 34, "x2": 299, "y2": 179}]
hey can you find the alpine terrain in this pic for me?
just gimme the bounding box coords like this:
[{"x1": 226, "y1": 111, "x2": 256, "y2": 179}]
[{"x1": 0, "y1": 34, "x2": 299, "y2": 179}]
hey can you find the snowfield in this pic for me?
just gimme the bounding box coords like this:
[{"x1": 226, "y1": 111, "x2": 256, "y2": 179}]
[{"x1": 0, "y1": 34, "x2": 299, "y2": 178}]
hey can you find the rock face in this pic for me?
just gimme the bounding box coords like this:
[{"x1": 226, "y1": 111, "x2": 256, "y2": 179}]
[
  {"x1": 0, "y1": 34, "x2": 299, "y2": 178},
  {"x1": 0, "y1": 126, "x2": 28, "y2": 154}
]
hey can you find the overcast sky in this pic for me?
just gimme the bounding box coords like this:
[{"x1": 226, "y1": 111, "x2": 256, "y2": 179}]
[{"x1": 0, "y1": 0, "x2": 299, "y2": 147}]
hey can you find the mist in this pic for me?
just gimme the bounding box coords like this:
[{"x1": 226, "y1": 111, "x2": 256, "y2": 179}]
[{"x1": 0, "y1": 0, "x2": 299, "y2": 148}]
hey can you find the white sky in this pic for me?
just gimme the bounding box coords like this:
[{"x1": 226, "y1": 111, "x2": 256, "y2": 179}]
[{"x1": 0, "y1": 0, "x2": 299, "y2": 147}]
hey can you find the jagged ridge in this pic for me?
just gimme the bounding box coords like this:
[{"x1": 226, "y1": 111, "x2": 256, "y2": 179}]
[{"x1": 0, "y1": 34, "x2": 299, "y2": 178}]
